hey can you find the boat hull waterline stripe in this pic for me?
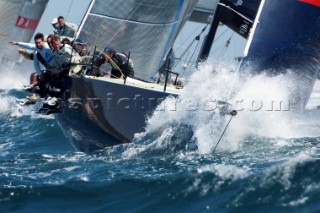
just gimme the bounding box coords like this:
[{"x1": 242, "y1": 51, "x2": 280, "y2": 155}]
[{"x1": 253, "y1": 38, "x2": 316, "y2": 54}]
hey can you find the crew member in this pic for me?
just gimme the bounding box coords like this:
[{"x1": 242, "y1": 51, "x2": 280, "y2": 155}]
[{"x1": 87, "y1": 46, "x2": 134, "y2": 78}]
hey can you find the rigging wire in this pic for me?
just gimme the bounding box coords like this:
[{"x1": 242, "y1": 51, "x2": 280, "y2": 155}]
[
  {"x1": 174, "y1": 27, "x2": 234, "y2": 83},
  {"x1": 178, "y1": 23, "x2": 209, "y2": 52},
  {"x1": 65, "y1": 0, "x2": 74, "y2": 20},
  {"x1": 177, "y1": 41, "x2": 201, "y2": 82},
  {"x1": 213, "y1": 27, "x2": 229, "y2": 44},
  {"x1": 212, "y1": 110, "x2": 237, "y2": 154},
  {"x1": 174, "y1": 26, "x2": 231, "y2": 78},
  {"x1": 216, "y1": 32, "x2": 234, "y2": 59},
  {"x1": 105, "y1": 0, "x2": 143, "y2": 46},
  {"x1": 173, "y1": 25, "x2": 208, "y2": 69},
  {"x1": 88, "y1": 0, "x2": 144, "y2": 62}
]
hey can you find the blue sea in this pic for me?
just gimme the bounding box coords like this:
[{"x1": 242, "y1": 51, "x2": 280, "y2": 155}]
[{"x1": 1, "y1": 70, "x2": 320, "y2": 213}]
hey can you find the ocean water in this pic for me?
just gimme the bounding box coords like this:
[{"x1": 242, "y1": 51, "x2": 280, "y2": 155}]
[{"x1": 0, "y1": 66, "x2": 320, "y2": 213}]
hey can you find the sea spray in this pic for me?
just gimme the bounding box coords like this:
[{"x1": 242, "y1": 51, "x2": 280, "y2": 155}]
[
  {"x1": 135, "y1": 62, "x2": 238, "y2": 154},
  {"x1": 0, "y1": 66, "x2": 32, "y2": 90},
  {"x1": 225, "y1": 74, "x2": 294, "y2": 144},
  {"x1": 135, "y1": 62, "x2": 320, "y2": 155},
  {"x1": 0, "y1": 90, "x2": 54, "y2": 119},
  {"x1": 0, "y1": 92, "x2": 15, "y2": 114},
  {"x1": 225, "y1": 73, "x2": 320, "y2": 150},
  {"x1": 0, "y1": 65, "x2": 52, "y2": 118}
]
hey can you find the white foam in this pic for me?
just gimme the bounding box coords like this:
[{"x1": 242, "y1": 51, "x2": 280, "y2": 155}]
[
  {"x1": 141, "y1": 63, "x2": 238, "y2": 154},
  {"x1": 263, "y1": 152, "x2": 314, "y2": 190},
  {"x1": 183, "y1": 163, "x2": 250, "y2": 196},
  {"x1": 0, "y1": 66, "x2": 32, "y2": 90},
  {"x1": 0, "y1": 95, "x2": 22, "y2": 115},
  {"x1": 197, "y1": 164, "x2": 249, "y2": 180},
  {"x1": 227, "y1": 74, "x2": 295, "y2": 140},
  {"x1": 141, "y1": 62, "x2": 319, "y2": 154},
  {"x1": 0, "y1": 93, "x2": 54, "y2": 119},
  {"x1": 226, "y1": 75, "x2": 320, "y2": 144},
  {"x1": 281, "y1": 197, "x2": 309, "y2": 207}
]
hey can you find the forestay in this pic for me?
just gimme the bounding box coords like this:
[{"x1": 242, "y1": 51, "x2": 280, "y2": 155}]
[{"x1": 76, "y1": 0, "x2": 199, "y2": 82}]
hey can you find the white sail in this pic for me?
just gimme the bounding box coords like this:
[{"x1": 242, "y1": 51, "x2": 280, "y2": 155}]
[
  {"x1": 0, "y1": 0, "x2": 24, "y2": 57},
  {"x1": 1, "y1": 0, "x2": 49, "y2": 68},
  {"x1": 77, "y1": 0, "x2": 200, "y2": 81}
]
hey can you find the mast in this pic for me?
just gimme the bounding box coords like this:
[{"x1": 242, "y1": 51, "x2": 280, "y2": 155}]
[
  {"x1": 197, "y1": 4, "x2": 223, "y2": 62},
  {"x1": 75, "y1": 0, "x2": 95, "y2": 38},
  {"x1": 197, "y1": 0, "x2": 262, "y2": 63}
]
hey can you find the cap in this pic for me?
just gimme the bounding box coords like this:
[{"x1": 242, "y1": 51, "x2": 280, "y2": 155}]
[
  {"x1": 51, "y1": 17, "x2": 58, "y2": 24},
  {"x1": 61, "y1": 37, "x2": 71, "y2": 45},
  {"x1": 73, "y1": 38, "x2": 87, "y2": 46},
  {"x1": 103, "y1": 46, "x2": 115, "y2": 55}
]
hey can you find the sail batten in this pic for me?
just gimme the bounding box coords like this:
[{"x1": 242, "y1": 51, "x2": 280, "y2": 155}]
[{"x1": 89, "y1": 13, "x2": 184, "y2": 26}]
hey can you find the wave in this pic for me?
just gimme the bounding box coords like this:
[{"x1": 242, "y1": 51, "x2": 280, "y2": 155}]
[
  {"x1": 133, "y1": 62, "x2": 320, "y2": 155},
  {"x1": 1, "y1": 148, "x2": 320, "y2": 212},
  {"x1": 0, "y1": 66, "x2": 32, "y2": 90}
]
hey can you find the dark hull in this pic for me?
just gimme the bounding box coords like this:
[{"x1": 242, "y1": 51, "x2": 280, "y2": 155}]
[
  {"x1": 240, "y1": 0, "x2": 320, "y2": 111},
  {"x1": 55, "y1": 76, "x2": 176, "y2": 153},
  {"x1": 56, "y1": 0, "x2": 320, "y2": 152}
]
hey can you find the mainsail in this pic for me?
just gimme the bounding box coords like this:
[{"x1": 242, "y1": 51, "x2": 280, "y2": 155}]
[
  {"x1": 0, "y1": 0, "x2": 24, "y2": 58},
  {"x1": 0, "y1": 0, "x2": 49, "y2": 67},
  {"x1": 77, "y1": 0, "x2": 200, "y2": 81}
]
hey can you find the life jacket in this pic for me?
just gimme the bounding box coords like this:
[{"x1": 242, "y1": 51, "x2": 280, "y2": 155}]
[
  {"x1": 53, "y1": 44, "x2": 82, "y2": 75},
  {"x1": 37, "y1": 51, "x2": 50, "y2": 68},
  {"x1": 111, "y1": 52, "x2": 134, "y2": 77}
]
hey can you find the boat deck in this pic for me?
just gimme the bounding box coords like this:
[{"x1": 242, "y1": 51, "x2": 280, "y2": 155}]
[{"x1": 83, "y1": 75, "x2": 184, "y2": 95}]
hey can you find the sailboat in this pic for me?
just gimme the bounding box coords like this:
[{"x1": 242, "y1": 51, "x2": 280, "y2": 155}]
[
  {"x1": 236, "y1": 0, "x2": 320, "y2": 112},
  {"x1": 0, "y1": 0, "x2": 49, "y2": 68},
  {"x1": 56, "y1": 0, "x2": 210, "y2": 152},
  {"x1": 52, "y1": 0, "x2": 320, "y2": 153},
  {"x1": 198, "y1": 0, "x2": 320, "y2": 113}
]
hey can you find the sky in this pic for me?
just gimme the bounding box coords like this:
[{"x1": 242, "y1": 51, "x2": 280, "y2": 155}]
[
  {"x1": 35, "y1": 0, "x2": 245, "y2": 75},
  {"x1": 36, "y1": 0, "x2": 91, "y2": 35}
]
